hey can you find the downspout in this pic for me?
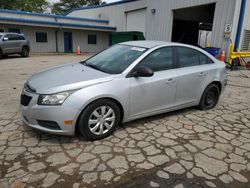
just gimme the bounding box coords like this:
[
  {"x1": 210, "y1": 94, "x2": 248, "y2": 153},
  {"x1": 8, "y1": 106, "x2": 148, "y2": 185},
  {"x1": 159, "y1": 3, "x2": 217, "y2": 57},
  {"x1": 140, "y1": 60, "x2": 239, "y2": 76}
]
[
  {"x1": 54, "y1": 17, "x2": 59, "y2": 53},
  {"x1": 235, "y1": 0, "x2": 246, "y2": 50},
  {"x1": 55, "y1": 30, "x2": 58, "y2": 53}
]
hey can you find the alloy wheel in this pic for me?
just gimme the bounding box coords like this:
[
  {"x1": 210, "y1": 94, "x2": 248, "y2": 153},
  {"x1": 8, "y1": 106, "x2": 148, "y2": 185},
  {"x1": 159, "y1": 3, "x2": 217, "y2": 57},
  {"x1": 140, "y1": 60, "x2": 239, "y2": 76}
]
[{"x1": 88, "y1": 106, "x2": 115, "y2": 135}]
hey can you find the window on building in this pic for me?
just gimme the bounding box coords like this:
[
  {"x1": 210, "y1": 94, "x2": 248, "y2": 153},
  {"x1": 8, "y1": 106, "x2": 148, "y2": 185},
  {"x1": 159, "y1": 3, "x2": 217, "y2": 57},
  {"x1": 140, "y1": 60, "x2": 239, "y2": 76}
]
[
  {"x1": 241, "y1": 30, "x2": 250, "y2": 51},
  {"x1": 88, "y1": 34, "x2": 97, "y2": 44},
  {"x1": 36, "y1": 32, "x2": 48, "y2": 43},
  {"x1": 176, "y1": 47, "x2": 200, "y2": 68},
  {"x1": 139, "y1": 47, "x2": 174, "y2": 72},
  {"x1": 0, "y1": 29, "x2": 4, "y2": 32},
  {"x1": 8, "y1": 28, "x2": 20, "y2": 33}
]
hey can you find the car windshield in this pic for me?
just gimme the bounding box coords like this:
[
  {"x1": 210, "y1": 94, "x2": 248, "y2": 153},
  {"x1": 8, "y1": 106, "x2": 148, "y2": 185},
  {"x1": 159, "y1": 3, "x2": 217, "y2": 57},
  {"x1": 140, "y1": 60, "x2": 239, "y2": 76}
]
[{"x1": 83, "y1": 44, "x2": 147, "y2": 74}]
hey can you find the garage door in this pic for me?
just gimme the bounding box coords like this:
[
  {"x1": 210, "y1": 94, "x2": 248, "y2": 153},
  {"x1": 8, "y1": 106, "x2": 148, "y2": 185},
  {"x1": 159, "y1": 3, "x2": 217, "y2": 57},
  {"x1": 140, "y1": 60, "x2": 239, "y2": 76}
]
[{"x1": 126, "y1": 9, "x2": 146, "y2": 36}]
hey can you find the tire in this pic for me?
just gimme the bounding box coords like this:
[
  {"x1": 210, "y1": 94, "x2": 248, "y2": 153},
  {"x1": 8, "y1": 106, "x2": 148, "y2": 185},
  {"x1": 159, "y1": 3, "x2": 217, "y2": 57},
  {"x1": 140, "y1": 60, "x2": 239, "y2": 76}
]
[
  {"x1": 78, "y1": 99, "x2": 121, "y2": 140},
  {"x1": 21, "y1": 46, "x2": 29, "y2": 57},
  {"x1": 0, "y1": 49, "x2": 3, "y2": 59},
  {"x1": 199, "y1": 83, "x2": 220, "y2": 110}
]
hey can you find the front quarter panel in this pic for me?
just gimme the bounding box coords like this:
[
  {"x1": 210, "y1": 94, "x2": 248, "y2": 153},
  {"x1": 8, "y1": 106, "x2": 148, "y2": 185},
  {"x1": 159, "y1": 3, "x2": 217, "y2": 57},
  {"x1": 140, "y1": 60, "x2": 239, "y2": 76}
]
[{"x1": 62, "y1": 76, "x2": 130, "y2": 123}]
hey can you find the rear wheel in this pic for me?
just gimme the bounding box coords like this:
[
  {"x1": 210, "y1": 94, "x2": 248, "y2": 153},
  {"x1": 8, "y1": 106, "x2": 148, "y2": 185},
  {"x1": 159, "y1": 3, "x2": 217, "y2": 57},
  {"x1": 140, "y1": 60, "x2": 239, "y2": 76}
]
[
  {"x1": 199, "y1": 83, "x2": 220, "y2": 110},
  {"x1": 78, "y1": 99, "x2": 121, "y2": 140},
  {"x1": 21, "y1": 46, "x2": 29, "y2": 57}
]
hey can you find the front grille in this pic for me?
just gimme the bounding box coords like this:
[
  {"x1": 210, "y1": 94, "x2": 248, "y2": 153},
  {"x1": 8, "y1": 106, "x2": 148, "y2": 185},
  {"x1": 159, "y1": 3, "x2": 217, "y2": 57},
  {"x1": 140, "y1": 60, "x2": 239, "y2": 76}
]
[
  {"x1": 20, "y1": 95, "x2": 32, "y2": 106},
  {"x1": 37, "y1": 120, "x2": 61, "y2": 130}
]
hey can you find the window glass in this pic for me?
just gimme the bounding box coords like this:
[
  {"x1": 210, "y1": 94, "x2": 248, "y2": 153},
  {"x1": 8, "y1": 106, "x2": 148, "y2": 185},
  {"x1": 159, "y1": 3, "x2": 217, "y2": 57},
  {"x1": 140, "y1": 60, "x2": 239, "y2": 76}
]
[
  {"x1": 8, "y1": 28, "x2": 20, "y2": 33},
  {"x1": 8, "y1": 34, "x2": 24, "y2": 41},
  {"x1": 139, "y1": 47, "x2": 174, "y2": 72},
  {"x1": 199, "y1": 52, "x2": 214, "y2": 65},
  {"x1": 36, "y1": 32, "x2": 47, "y2": 43},
  {"x1": 88, "y1": 35, "x2": 97, "y2": 44},
  {"x1": 18, "y1": 36, "x2": 25, "y2": 40},
  {"x1": 177, "y1": 47, "x2": 200, "y2": 68},
  {"x1": 0, "y1": 29, "x2": 4, "y2": 32},
  {"x1": 5, "y1": 34, "x2": 14, "y2": 40},
  {"x1": 85, "y1": 44, "x2": 146, "y2": 74}
]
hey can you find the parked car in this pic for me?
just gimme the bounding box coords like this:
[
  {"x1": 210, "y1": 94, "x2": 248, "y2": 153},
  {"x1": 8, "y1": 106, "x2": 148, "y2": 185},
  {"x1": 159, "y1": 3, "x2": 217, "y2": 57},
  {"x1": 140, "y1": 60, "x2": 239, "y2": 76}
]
[
  {"x1": 20, "y1": 41, "x2": 227, "y2": 140},
  {"x1": 0, "y1": 32, "x2": 30, "y2": 59}
]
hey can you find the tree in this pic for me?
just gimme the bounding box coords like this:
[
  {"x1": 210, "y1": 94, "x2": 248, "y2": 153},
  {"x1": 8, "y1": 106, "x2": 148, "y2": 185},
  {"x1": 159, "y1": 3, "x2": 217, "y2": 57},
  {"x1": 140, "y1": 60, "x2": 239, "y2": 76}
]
[
  {"x1": 52, "y1": 0, "x2": 106, "y2": 15},
  {"x1": 0, "y1": 0, "x2": 48, "y2": 13}
]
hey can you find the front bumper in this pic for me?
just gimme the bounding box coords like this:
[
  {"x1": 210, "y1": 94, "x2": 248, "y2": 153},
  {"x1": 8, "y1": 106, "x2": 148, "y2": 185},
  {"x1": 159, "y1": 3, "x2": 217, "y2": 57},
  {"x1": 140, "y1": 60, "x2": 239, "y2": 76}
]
[{"x1": 20, "y1": 89, "x2": 80, "y2": 136}]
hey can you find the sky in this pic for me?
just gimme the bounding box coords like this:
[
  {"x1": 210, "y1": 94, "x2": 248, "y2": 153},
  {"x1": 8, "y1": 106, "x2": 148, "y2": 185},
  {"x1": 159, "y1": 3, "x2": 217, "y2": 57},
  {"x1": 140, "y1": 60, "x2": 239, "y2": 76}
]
[{"x1": 49, "y1": 0, "x2": 119, "y2": 3}]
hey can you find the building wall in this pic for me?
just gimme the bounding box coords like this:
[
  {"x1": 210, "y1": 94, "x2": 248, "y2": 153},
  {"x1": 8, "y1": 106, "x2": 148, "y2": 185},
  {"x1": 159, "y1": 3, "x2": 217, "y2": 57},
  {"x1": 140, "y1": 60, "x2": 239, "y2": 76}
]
[
  {"x1": 68, "y1": 0, "x2": 241, "y2": 54},
  {"x1": 68, "y1": 1, "x2": 147, "y2": 32},
  {"x1": 57, "y1": 29, "x2": 110, "y2": 53},
  {"x1": 0, "y1": 25, "x2": 110, "y2": 53}
]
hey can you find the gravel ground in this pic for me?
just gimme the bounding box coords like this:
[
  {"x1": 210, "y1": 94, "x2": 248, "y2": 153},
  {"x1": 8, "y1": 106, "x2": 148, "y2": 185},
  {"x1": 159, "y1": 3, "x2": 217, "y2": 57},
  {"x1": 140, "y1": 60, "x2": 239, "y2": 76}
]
[{"x1": 0, "y1": 54, "x2": 250, "y2": 188}]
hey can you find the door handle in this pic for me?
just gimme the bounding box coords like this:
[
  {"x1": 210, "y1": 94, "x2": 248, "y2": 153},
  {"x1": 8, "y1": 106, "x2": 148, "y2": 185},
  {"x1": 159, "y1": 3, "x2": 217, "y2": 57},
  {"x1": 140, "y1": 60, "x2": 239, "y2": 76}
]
[
  {"x1": 198, "y1": 72, "x2": 206, "y2": 77},
  {"x1": 165, "y1": 78, "x2": 175, "y2": 84}
]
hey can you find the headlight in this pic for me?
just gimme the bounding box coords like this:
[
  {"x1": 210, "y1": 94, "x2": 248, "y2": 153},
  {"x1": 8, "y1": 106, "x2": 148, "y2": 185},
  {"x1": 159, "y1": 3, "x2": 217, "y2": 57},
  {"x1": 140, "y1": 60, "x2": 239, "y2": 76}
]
[{"x1": 38, "y1": 91, "x2": 72, "y2": 105}]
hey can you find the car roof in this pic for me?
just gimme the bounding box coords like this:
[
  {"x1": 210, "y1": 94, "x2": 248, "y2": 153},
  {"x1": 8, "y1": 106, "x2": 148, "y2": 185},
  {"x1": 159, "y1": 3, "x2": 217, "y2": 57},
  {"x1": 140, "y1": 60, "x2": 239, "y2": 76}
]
[
  {"x1": 0, "y1": 32, "x2": 22, "y2": 35},
  {"x1": 121, "y1": 40, "x2": 172, "y2": 48},
  {"x1": 120, "y1": 40, "x2": 204, "y2": 50}
]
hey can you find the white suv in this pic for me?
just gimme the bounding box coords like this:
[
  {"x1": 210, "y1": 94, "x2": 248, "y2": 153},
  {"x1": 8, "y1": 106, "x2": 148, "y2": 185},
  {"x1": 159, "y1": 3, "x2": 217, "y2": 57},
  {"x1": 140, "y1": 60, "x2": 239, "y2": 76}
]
[{"x1": 0, "y1": 32, "x2": 30, "y2": 59}]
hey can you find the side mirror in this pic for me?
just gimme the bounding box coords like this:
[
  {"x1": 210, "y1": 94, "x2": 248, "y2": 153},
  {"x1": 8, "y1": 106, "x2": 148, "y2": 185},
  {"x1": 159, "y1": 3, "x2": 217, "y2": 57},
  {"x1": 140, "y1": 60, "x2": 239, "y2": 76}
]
[
  {"x1": 132, "y1": 66, "x2": 154, "y2": 77},
  {"x1": 3, "y1": 37, "x2": 8, "y2": 41}
]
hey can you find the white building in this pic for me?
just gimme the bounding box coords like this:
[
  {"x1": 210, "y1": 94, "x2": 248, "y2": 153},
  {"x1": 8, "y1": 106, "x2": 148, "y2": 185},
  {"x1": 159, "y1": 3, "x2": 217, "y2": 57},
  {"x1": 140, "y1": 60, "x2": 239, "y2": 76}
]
[
  {"x1": 68, "y1": 0, "x2": 250, "y2": 54},
  {"x1": 0, "y1": 9, "x2": 116, "y2": 53},
  {"x1": 0, "y1": 0, "x2": 249, "y2": 54}
]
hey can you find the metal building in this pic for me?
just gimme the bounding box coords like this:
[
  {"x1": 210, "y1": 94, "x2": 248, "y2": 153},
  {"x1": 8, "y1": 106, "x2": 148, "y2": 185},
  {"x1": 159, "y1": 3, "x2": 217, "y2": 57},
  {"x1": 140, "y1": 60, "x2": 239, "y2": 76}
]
[
  {"x1": 0, "y1": 9, "x2": 116, "y2": 53},
  {"x1": 0, "y1": 0, "x2": 249, "y2": 54},
  {"x1": 67, "y1": 0, "x2": 250, "y2": 55}
]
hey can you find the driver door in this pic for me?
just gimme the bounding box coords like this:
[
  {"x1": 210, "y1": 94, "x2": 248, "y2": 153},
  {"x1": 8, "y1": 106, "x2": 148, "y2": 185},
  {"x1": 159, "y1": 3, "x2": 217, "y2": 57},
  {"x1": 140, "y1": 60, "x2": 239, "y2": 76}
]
[{"x1": 129, "y1": 47, "x2": 177, "y2": 118}]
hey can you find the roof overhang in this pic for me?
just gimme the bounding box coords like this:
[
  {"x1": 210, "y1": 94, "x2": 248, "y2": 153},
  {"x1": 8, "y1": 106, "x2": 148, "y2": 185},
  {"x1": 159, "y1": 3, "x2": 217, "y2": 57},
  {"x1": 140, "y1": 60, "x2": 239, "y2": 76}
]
[
  {"x1": 0, "y1": 17, "x2": 116, "y2": 32},
  {"x1": 65, "y1": 0, "x2": 139, "y2": 15},
  {"x1": 0, "y1": 9, "x2": 109, "y2": 24}
]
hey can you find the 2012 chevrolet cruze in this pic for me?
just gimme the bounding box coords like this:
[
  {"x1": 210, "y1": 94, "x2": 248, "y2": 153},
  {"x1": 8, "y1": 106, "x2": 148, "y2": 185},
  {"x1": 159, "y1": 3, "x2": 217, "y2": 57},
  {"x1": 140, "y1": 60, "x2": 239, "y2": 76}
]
[{"x1": 20, "y1": 41, "x2": 227, "y2": 140}]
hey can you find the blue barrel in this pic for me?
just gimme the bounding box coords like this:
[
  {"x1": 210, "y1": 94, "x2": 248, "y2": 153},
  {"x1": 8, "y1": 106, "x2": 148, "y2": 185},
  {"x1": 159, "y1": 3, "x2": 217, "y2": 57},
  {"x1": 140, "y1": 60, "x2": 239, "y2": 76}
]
[{"x1": 204, "y1": 47, "x2": 221, "y2": 58}]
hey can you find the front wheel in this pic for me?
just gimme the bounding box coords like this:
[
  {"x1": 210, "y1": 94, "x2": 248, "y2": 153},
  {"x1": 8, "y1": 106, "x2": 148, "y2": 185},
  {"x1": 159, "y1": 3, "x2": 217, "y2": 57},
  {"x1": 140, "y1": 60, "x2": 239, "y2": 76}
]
[
  {"x1": 199, "y1": 84, "x2": 220, "y2": 110},
  {"x1": 0, "y1": 49, "x2": 3, "y2": 59},
  {"x1": 21, "y1": 46, "x2": 29, "y2": 57},
  {"x1": 78, "y1": 99, "x2": 121, "y2": 140}
]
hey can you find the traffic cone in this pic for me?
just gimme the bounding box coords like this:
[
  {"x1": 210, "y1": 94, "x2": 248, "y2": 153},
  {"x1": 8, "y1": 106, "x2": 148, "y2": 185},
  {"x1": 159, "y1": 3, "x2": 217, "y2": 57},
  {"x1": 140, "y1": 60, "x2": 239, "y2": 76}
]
[
  {"x1": 220, "y1": 49, "x2": 226, "y2": 62},
  {"x1": 77, "y1": 45, "x2": 81, "y2": 55}
]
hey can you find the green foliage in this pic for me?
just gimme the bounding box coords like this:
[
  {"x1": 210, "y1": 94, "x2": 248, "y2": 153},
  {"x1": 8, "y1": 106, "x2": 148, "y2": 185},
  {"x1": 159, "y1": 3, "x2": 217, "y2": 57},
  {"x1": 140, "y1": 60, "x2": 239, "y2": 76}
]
[
  {"x1": 52, "y1": 0, "x2": 106, "y2": 15},
  {"x1": 0, "y1": 0, "x2": 48, "y2": 13}
]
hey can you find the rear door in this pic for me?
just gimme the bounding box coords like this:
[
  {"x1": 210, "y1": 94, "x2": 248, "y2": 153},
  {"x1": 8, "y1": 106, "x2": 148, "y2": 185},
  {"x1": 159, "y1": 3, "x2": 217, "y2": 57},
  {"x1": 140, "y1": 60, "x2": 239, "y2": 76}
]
[
  {"x1": 174, "y1": 46, "x2": 210, "y2": 106},
  {"x1": 129, "y1": 47, "x2": 177, "y2": 117}
]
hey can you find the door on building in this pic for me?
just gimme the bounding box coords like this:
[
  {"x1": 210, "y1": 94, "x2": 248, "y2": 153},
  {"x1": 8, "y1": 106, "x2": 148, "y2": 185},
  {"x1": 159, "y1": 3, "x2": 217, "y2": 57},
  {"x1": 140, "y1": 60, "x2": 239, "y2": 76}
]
[
  {"x1": 126, "y1": 8, "x2": 146, "y2": 37},
  {"x1": 64, "y1": 32, "x2": 73, "y2": 53},
  {"x1": 171, "y1": 3, "x2": 215, "y2": 47}
]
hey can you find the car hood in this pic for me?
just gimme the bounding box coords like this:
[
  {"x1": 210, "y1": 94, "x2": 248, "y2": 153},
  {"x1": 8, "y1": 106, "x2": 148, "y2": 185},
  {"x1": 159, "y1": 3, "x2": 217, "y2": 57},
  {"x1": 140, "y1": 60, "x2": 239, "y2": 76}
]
[{"x1": 27, "y1": 63, "x2": 114, "y2": 94}]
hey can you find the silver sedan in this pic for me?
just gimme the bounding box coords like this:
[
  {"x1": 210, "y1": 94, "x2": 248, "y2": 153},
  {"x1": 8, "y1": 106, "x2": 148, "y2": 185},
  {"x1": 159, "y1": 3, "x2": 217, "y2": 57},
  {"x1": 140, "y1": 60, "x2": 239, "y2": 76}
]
[{"x1": 20, "y1": 41, "x2": 227, "y2": 140}]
